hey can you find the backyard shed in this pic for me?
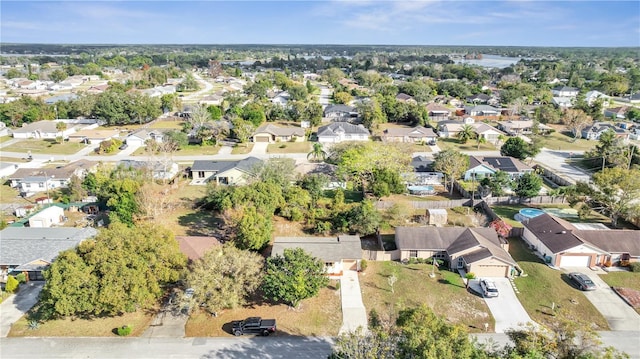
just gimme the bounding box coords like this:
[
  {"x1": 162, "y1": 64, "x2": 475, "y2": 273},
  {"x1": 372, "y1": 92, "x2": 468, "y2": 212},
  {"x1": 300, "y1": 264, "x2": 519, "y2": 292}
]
[
  {"x1": 426, "y1": 209, "x2": 448, "y2": 226},
  {"x1": 28, "y1": 205, "x2": 65, "y2": 228}
]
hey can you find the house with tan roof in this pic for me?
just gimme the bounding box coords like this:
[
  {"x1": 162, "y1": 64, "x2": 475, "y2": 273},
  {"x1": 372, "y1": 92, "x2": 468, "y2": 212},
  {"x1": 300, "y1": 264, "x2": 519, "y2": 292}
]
[
  {"x1": 67, "y1": 128, "x2": 120, "y2": 144},
  {"x1": 497, "y1": 120, "x2": 552, "y2": 136},
  {"x1": 521, "y1": 213, "x2": 640, "y2": 268},
  {"x1": 9, "y1": 159, "x2": 98, "y2": 196},
  {"x1": 11, "y1": 120, "x2": 76, "y2": 140},
  {"x1": 382, "y1": 126, "x2": 437, "y2": 144},
  {"x1": 425, "y1": 103, "x2": 452, "y2": 121},
  {"x1": 252, "y1": 123, "x2": 305, "y2": 143},
  {"x1": 395, "y1": 226, "x2": 518, "y2": 277}
]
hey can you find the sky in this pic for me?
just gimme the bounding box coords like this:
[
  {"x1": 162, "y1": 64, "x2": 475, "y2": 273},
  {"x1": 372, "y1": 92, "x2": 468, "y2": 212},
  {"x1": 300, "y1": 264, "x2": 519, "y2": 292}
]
[{"x1": 1, "y1": 1, "x2": 639, "y2": 47}]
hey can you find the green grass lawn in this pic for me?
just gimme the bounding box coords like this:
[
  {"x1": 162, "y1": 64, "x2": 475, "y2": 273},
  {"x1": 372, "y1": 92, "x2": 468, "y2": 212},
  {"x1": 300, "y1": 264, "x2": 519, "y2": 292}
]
[
  {"x1": 436, "y1": 138, "x2": 497, "y2": 152},
  {"x1": 3, "y1": 140, "x2": 86, "y2": 155},
  {"x1": 599, "y1": 271, "x2": 640, "y2": 291},
  {"x1": 508, "y1": 238, "x2": 609, "y2": 329},
  {"x1": 267, "y1": 141, "x2": 311, "y2": 154},
  {"x1": 231, "y1": 144, "x2": 253, "y2": 154},
  {"x1": 541, "y1": 131, "x2": 596, "y2": 152},
  {"x1": 148, "y1": 120, "x2": 185, "y2": 130},
  {"x1": 133, "y1": 144, "x2": 220, "y2": 156},
  {"x1": 0, "y1": 136, "x2": 13, "y2": 144},
  {"x1": 490, "y1": 205, "x2": 526, "y2": 228},
  {"x1": 360, "y1": 261, "x2": 494, "y2": 332},
  {"x1": 0, "y1": 185, "x2": 30, "y2": 205}
]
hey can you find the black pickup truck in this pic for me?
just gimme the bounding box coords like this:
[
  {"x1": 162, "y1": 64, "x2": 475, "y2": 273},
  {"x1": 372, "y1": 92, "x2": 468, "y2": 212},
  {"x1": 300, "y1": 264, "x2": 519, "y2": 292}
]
[{"x1": 232, "y1": 317, "x2": 277, "y2": 336}]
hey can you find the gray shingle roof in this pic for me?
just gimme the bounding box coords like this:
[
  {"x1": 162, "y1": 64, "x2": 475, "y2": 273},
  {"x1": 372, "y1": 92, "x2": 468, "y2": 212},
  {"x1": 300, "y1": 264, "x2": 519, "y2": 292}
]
[
  {"x1": 577, "y1": 230, "x2": 640, "y2": 255},
  {"x1": 324, "y1": 104, "x2": 356, "y2": 114},
  {"x1": 522, "y1": 214, "x2": 583, "y2": 253},
  {"x1": 384, "y1": 126, "x2": 436, "y2": 137},
  {"x1": 317, "y1": 122, "x2": 370, "y2": 137},
  {"x1": 191, "y1": 157, "x2": 263, "y2": 173},
  {"x1": 271, "y1": 235, "x2": 362, "y2": 262},
  {"x1": 0, "y1": 227, "x2": 98, "y2": 266}
]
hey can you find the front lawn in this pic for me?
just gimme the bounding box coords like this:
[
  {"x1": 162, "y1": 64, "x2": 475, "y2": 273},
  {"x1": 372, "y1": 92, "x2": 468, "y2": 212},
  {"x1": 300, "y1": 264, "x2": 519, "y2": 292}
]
[
  {"x1": 0, "y1": 136, "x2": 13, "y2": 143},
  {"x1": 231, "y1": 144, "x2": 253, "y2": 154},
  {"x1": 267, "y1": 141, "x2": 311, "y2": 154},
  {"x1": 599, "y1": 271, "x2": 640, "y2": 291},
  {"x1": 3, "y1": 140, "x2": 86, "y2": 155},
  {"x1": 9, "y1": 310, "x2": 154, "y2": 337},
  {"x1": 133, "y1": 144, "x2": 220, "y2": 156},
  {"x1": 185, "y1": 284, "x2": 342, "y2": 337},
  {"x1": 435, "y1": 138, "x2": 497, "y2": 152},
  {"x1": 508, "y1": 238, "x2": 609, "y2": 329},
  {"x1": 148, "y1": 119, "x2": 185, "y2": 130},
  {"x1": 360, "y1": 261, "x2": 494, "y2": 332},
  {"x1": 541, "y1": 128, "x2": 596, "y2": 151}
]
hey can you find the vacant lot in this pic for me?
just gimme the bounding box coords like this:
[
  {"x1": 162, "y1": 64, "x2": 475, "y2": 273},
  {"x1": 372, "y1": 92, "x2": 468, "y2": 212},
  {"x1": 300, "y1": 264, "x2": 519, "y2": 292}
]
[
  {"x1": 9, "y1": 310, "x2": 154, "y2": 337},
  {"x1": 508, "y1": 238, "x2": 609, "y2": 329},
  {"x1": 360, "y1": 261, "x2": 494, "y2": 332},
  {"x1": 542, "y1": 126, "x2": 597, "y2": 151},
  {"x1": 3, "y1": 140, "x2": 85, "y2": 155},
  {"x1": 185, "y1": 284, "x2": 342, "y2": 337},
  {"x1": 148, "y1": 119, "x2": 184, "y2": 130},
  {"x1": 436, "y1": 138, "x2": 497, "y2": 152},
  {"x1": 267, "y1": 142, "x2": 311, "y2": 154}
]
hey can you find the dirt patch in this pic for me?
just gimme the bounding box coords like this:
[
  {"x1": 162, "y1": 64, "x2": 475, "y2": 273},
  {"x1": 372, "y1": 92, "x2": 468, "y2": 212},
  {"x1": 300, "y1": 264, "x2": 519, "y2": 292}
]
[{"x1": 612, "y1": 287, "x2": 640, "y2": 311}]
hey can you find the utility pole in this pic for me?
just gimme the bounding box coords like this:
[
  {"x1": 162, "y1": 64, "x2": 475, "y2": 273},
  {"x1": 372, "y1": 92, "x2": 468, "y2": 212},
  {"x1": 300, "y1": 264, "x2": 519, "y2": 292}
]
[
  {"x1": 602, "y1": 155, "x2": 606, "y2": 171},
  {"x1": 629, "y1": 145, "x2": 635, "y2": 170}
]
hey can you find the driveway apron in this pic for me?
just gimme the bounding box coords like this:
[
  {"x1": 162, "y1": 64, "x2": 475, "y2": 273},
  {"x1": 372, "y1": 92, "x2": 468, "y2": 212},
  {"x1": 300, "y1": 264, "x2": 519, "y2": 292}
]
[
  {"x1": 471, "y1": 278, "x2": 534, "y2": 333},
  {"x1": 338, "y1": 269, "x2": 368, "y2": 334},
  {"x1": 0, "y1": 282, "x2": 43, "y2": 337}
]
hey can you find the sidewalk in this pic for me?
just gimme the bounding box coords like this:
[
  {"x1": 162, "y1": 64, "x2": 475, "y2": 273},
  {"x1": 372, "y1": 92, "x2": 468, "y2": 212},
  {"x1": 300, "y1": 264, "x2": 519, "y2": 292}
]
[{"x1": 338, "y1": 269, "x2": 368, "y2": 334}]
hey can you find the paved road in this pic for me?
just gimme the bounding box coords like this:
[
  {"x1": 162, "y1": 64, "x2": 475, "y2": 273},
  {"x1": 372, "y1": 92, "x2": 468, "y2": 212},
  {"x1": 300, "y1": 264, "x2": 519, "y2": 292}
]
[
  {"x1": 182, "y1": 72, "x2": 214, "y2": 102},
  {"x1": 469, "y1": 278, "x2": 534, "y2": 333},
  {"x1": 532, "y1": 148, "x2": 591, "y2": 184},
  {"x1": 318, "y1": 86, "x2": 331, "y2": 107},
  {"x1": 0, "y1": 337, "x2": 335, "y2": 359},
  {"x1": 474, "y1": 332, "x2": 640, "y2": 358},
  {"x1": 563, "y1": 267, "x2": 640, "y2": 331},
  {"x1": 0, "y1": 282, "x2": 43, "y2": 337}
]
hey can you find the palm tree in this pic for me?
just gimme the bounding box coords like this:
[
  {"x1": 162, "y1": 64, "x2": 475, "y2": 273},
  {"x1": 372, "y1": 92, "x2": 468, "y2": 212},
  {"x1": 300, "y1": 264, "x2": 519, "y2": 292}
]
[
  {"x1": 307, "y1": 142, "x2": 326, "y2": 162},
  {"x1": 456, "y1": 124, "x2": 475, "y2": 144},
  {"x1": 476, "y1": 135, "x2": 487, "y2": 150}
]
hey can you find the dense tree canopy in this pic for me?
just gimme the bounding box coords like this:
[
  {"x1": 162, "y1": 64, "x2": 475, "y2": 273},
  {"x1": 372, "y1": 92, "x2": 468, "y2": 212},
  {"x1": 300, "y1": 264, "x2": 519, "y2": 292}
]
[{"x1": 433, "y1": 149, "x2": 468, "y2": 193}]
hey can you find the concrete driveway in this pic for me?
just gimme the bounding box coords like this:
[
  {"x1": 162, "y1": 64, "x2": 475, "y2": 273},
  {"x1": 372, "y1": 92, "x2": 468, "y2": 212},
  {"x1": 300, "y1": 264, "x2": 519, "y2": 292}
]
[
  {"x1": 470, "y1": 278, "x2": 534, "y2": 333},
  {"x1": 338, "y1": 270, "x2": 367, "y2": 334},
  {"x1": 562, "y1": 267, "x2": 640, "y2": 331},
  {"x1": 0, "y1": 282, "x2": 43, "y2": 337}
]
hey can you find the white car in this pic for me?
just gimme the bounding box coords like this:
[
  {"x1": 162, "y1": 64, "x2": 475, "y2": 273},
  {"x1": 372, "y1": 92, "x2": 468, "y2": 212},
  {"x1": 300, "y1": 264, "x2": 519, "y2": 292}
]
[{"x1": 480, "y1": 279, "x2": 499, "y2": 298}]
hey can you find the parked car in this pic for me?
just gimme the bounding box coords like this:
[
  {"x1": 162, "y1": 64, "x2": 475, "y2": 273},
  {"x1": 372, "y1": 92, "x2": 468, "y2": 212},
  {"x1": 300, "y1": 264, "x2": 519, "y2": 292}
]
[
  {"x1": 480, "y1": 279, "x2": 499, "y2": 298},
  {"x1": 567, "y1": 272, "x2": 597, "y2": 291},
  {"x1": 119, "y1": 143, "x2": 128, "y2": 150},
  {"x1": 232, "y1": 317, "x2": 277, "y2": 336}
]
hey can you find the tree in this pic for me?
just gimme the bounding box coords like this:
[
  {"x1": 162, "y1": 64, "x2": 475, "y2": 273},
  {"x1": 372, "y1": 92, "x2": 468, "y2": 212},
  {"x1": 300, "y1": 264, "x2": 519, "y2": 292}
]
[
  {"x1": 333, "y1": 91, "x2": 353, "y2": 104},
  {"x1": 262, "y1": 248, "x2": 329, "y2": 308},
  {"x1": 288, "y1": 84, "x2": 309, "y2": 101},
  {"x1": 585, "y1": 129, "x2": 629, "y2": 170},
  {"x1": 626, "y1": 107, "x2": 640, "y2": 122},
  {"x1": 475, "y1": 135, "x2": 487, "y2": 149},
  {"x1": 185, "y1": 244, "x2": 264, "y2": 314},
  {"x1": 40, "y1": 222, "x2": 186, "y2": 319},
  {"x1": 300, "y1": 173, "x2": 329, "y2": 206},
  {"x1": 178, "y1": 73, "x2": 199, "y2": 91},
  {"x1": 230, "y1": 118, "x2": 255, "y2": 144},
  {"x1": 480, "y1": 170, "x2": 512, "y2": 197},
  {"x1": 456, "y1": 124, "x2": 475, "y2": 144},
  {"x1": 227, "y1": 205, "x2": 273, "y2": 251},
  {"x1": 307, "y1": 142, "x2": 327, "y2": 162},
  {"x1": 500, "y1": 137, "x2": 530, "y2": 160},
  {"x1": 433, "y1": 149, "x2": 468, "y2": 194},
  {"x1": 49, "y1": 69, "x2": 68, "y2": 83},
  {"x1": 590, "y1": 167, "x2": 640, "y2": 227},
  {"x1": 514, "y1": 172, "x2": 543, "y2": 199},
  {"x1": 358, "y1": 99, "x2": 386, "y2": 130},
  {"x1": 563, "y1": 109, "x2": 592, "y2": 141},
  {"x1": 5, "y1": 275, "x2": 19, "y2": 293}
]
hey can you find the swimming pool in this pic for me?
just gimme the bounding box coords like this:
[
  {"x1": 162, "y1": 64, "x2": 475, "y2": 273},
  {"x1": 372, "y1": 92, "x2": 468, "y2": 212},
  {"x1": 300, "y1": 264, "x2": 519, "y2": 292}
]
[
  {"x1": 514, "y1": 208, "x2": 545, "y2": 222},
  {"x1": 407, "y1": 185, "x2": 435, "y2": 195}
]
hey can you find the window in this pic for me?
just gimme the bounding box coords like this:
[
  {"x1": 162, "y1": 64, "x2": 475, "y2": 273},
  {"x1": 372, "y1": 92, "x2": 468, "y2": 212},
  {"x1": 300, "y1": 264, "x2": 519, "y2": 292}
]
[
  {"x1": 39, "y1": 182, "x2": 44, "y2": 188},
  {"x1": 409, "y1": 250, "x2": 418, "y2": 258},
  {"x1": 198, "y1": 171, "x2": 205, "y2": 178}
]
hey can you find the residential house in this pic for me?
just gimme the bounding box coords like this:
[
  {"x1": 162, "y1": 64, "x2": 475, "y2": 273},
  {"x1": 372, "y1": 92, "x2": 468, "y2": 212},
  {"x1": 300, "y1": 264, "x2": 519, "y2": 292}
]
[
  {"x1": 126, "y1": 129, "x2": 167, "y2": 147},
  {"x1": 521, "y1": 213, "x2": 640, "y2": 268},
  {"x1": 585, "y1": 90, "x2": 610, "y2": 106},
  {"x1": 464, "y1": 105, "x2": 501, "y2": 117},
  {"x1": 44, "y1": 93, "x2": 78, "y2": 105},
  {"x1": 67, "y1": 128, "x2": 120, "y2": 144},
  {"x1": 252, "y1": 123, "x2": 305, "y2": 143},
  {"x1": 0, "y1": 122, "x2": 8, "y2": 137},
  {"x1": 628, "y1": 92, "x2": 640, "y2": 104},
  {"x1": 176, "y1": 236, "x2": 222, "y2": 263},
  {"x1": 382, "y1": 126, "x2": 437, "y2": 144},
  {"x1": 317, "y1": 122, "x2": 370, "y2": 143},
  {"x1": 0, "y1": 227, "x2": 98, "y2": 281},
  {"x1": 9, "y1": 160, "x2": 98, "y2": 196},
  {"x1": 11, "y1": 120, "x2": 75, "y2": 140},
  {"x1": 118, "y1": 160, "x2": 180, "y2": 182},
  {"x1": 603, "y1": 107, "x2": 629, "y2": 120},
  {"x1": 474, "y1": 123, "x2": 505, "y2": 144},
  {"x1": 551, "y1": 86, "x2": 579, "y2": 97},
  {"x1": 497, "y1": 120, "x2": 553, "y2": 136},
  {"x1": 190, "y1": 157, "x2": 263, "y2": 185},
  {"x1": 85, "y1": 84, "x2": 109, "y2": 94},
  {"x1": 396, "y1": 93, "x2": 417, "y2": 104},
  {"x1": 465, "y1": 156, "x2": 533, "y2": 181},
  {"x1": 411, "y1": 156, "x2": 434, "y2": 172},
  {"x1": 271, "y1": 236, "x2": 362, "y2": 275},
  {"x1": 395, "y1": 227, "x2": 518, "y2": 277},
  {"x1": 552, "y1": 97, "x2": 573, "y2": 109},
  {"x1": 581, "y1": 122, "x2": 630, "y2": 141},
  {"x1": 271, "y1": 91, "x2": 290, "y2": 107},
  {"x1": 466, "y1": 94, "x2": 490, "y2": 104},
  {"x1": 323, "y1": 104, "x2": 358, "y2": 121},
  {"x1": 425, "y1": 103, "x2": 452, "y2": 121},
  {"x1": 199, "y1": 94, "x2": 224, "y2": 107},
  {"x1": 0, "y1": 162, "x2": 19, "y2": 179},
  {"x1": 28, "y1": 205, "x2": 65, "y2": 228},
  {"x1": 437, "y1": 118, "x2": 503, "y2": 144}
]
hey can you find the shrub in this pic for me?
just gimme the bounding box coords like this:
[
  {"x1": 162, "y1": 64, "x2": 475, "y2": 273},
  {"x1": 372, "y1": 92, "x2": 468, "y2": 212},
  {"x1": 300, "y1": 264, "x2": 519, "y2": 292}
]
[
  {"x1": 629, "y1": 262, "x2": 640, "y2": 273},
  {"x1": 5, "y1": 275, "x2": 19, "y2": 293},
  {"x1": 465, "y1": 272, "x2": 476, "y2": 280},
  {"x1": 116, "y1": 325, "x2": 132, "y2": 336},
  {"x1": 359, "y1": 259, "x2": 368, "y2": 272},
  {"x1": 279, "y1": 144, "x2": 287, "y2": 149},
  {"x1": 15, "y1": 272, "x2": 27, "y2": 283},
  {"x1": 28, "y1": 320, "x2": 40, "y2": 330}
]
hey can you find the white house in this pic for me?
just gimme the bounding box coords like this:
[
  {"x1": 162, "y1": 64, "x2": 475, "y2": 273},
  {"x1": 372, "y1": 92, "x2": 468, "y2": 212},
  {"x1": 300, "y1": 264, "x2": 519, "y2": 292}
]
[
  {"x1": 317, "y1": 122, "x2": 370, "y2": 143},
  {"x1": 551, "y1": 86, "x2": 579, "y2": 97},
  {"x1": 11, "y1": 120, "x2": 76, "y2": 140},
  {"x1": 126, "y1": 129, "x2": 167, "y2": 147}
]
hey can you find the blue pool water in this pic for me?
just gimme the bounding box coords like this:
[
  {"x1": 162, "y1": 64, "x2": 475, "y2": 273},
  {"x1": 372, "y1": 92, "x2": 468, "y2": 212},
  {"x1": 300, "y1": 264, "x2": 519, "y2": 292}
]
[
  {"x1": 407, "y1": 185, "x2": 435, "y2": 195},
  {"x1": 519, "y1": 208, "x2": 545, "y2": 218}
]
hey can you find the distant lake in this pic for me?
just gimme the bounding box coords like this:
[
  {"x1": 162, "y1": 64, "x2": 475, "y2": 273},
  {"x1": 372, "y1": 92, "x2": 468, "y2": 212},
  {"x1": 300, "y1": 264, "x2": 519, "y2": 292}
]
[{"x1": 454, "y1": 54, "x2": 524, "y2": 69}]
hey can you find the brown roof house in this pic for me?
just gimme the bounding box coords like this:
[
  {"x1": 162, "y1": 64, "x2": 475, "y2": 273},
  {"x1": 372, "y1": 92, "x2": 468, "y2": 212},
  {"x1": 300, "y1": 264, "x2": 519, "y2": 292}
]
[
  {"x1": 271, "y1": 235, "x2": 363, "y2": 276},
  {"x1": 176, "y1": 236, "x2": 222, "y2": 262},
  {"x1": 252, "y1": 123, "x2": 305, "y2": 143},
  {"x1": 425, "y1": 103, "x2": 452, "y2": 121},
  {"x1": 382, "y1": 126, "x2": 437, "y2": 144},
  {"x1": 521, "y1": 213, "x2": 640, "y2": 268},
  {"x1": 395, "y1": 227, "x2": 518, "y2": 277}
]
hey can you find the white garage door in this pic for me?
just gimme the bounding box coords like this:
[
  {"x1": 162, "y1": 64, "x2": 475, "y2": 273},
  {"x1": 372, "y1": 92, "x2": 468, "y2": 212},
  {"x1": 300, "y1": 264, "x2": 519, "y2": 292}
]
[
  {"x1": 559, "y1": 255, "x2": 590, "y2": 267},
  {"x1": 474, "y1": 265, "x2": 508, "y2": 277}
]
